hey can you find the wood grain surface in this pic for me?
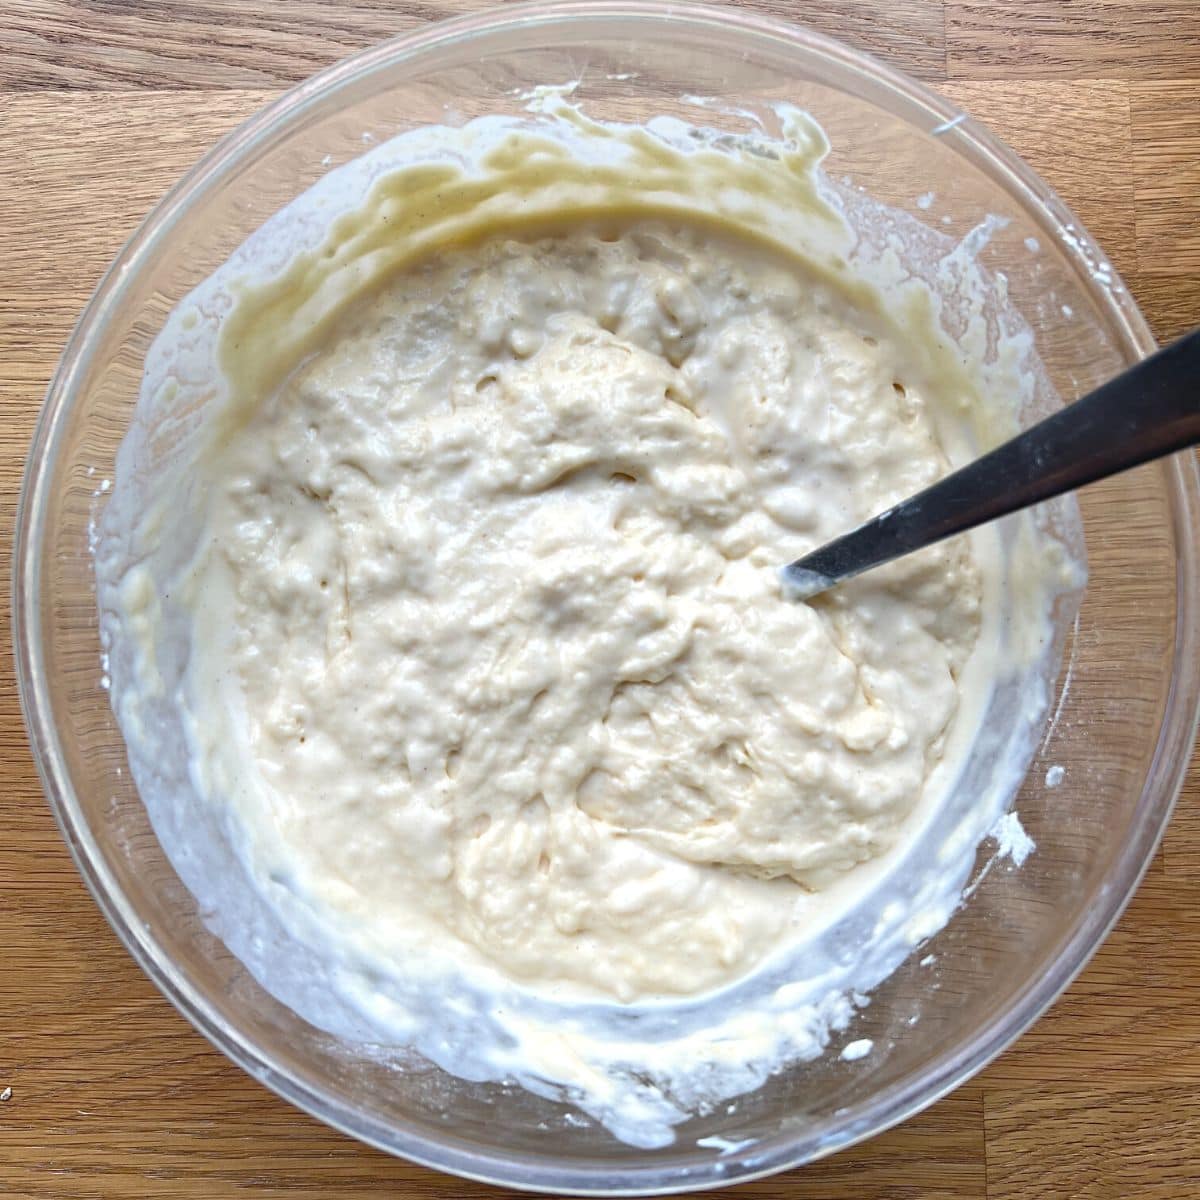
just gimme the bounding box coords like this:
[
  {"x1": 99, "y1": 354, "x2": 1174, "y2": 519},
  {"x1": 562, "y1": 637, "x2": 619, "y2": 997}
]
[{"x1": 2, "y1": 2, "x2": 1198, "y2": 1197}]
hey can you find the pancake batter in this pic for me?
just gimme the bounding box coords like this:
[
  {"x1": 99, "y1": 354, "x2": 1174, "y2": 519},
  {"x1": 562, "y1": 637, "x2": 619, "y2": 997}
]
[
  {"x1": 190, "y1": 222, "x2": 980, "y2": 1003},
  {"x1": 97, "y1": 98, "x2": 1072, "y2": 1146}
]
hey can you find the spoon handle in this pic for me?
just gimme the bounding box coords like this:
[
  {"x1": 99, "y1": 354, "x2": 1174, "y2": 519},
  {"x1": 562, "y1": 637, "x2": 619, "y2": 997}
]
[{"x1": 783, "y1": 329, "x2": 1200, "y2": 599}]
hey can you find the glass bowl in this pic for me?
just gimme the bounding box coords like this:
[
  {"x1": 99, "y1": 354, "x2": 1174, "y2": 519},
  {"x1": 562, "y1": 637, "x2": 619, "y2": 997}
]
[{"x1": 14, "y1": 1, "x2": 1200, "y2": 1192}]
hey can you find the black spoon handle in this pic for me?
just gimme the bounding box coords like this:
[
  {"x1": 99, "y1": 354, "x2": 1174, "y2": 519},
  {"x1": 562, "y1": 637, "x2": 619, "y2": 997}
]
[{"x1": 783, "y1": 328, "x2": 1200, "y2": 599}]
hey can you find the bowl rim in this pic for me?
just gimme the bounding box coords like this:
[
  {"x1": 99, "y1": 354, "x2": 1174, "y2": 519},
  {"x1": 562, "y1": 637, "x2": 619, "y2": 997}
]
[{"x1": 13, "y1": 1, "x2": 1200, "y2": 1193}]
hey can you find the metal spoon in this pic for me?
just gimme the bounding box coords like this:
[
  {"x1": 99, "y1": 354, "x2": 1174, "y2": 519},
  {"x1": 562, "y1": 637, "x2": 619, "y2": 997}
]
[{"x1": 782, "y1": 329, "x2": 1200, "y2": 601}]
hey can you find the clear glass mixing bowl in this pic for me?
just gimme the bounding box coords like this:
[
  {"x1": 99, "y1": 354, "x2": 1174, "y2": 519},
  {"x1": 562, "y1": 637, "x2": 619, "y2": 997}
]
[{"x1": 14, "y1": 2, "x2": 1200, "y2": 1192}]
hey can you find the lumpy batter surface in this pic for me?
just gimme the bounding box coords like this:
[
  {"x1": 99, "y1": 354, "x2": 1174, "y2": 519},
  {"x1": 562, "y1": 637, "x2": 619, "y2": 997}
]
[{"x1": 189, "y1": 221, "x2": 981, "y2": 1003}]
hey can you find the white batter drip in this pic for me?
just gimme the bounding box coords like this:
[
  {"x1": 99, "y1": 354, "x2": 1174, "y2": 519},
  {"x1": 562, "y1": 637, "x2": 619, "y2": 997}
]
[
  {"x1": 193, "y1": 222, "x2": 980, "y2": 1003},
  {"x1": 98, "y1": 99, "x2": 1076, "y2": 1148}
]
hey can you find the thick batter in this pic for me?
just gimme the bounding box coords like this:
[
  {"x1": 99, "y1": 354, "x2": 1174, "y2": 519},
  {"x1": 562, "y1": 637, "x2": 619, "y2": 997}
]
[
  {"x1": 99, "y1": 100, "x2": 1071, "y2": 1146},
  {"x1": 188, "y1": 221, "x2": 979, "y2": 1003}
]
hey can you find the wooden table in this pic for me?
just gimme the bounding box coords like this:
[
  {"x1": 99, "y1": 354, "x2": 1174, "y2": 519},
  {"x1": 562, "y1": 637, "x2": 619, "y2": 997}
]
[{"x1": 2, "y1": 3, "x2": 1198, "y2": 1196}]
